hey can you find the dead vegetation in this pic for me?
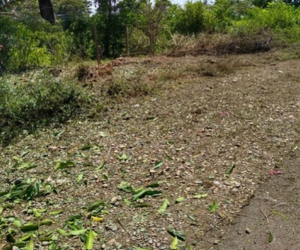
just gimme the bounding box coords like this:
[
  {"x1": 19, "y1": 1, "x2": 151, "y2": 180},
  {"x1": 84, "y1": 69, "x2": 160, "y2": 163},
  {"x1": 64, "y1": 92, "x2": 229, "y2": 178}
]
[{"x1": 167, "y1": 29, "x2": 274, "y2": 57}]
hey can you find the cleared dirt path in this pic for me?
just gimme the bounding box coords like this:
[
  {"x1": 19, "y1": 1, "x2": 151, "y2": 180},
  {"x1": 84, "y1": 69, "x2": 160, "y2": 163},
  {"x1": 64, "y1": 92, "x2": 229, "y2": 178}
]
[{"x1": 217, "y1": 157, "x2": 300, "y2": 250}]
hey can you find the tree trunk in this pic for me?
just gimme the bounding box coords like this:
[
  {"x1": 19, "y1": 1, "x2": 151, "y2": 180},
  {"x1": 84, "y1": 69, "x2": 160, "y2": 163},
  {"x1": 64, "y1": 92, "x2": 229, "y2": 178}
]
[
  {"x1": 93, "y1": 26, "x2": 101, "y2": 65},
  {"x1": 125, "y1": 25, "x2": 129, "y2": 57},
  {"x1": 149, "y1": 21, "x2": 155, "y2": 56}
]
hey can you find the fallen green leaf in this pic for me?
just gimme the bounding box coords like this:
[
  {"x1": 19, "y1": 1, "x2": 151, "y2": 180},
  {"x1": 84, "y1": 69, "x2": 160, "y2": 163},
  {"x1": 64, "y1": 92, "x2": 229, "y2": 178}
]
[
  {"x1": 175, "y1": 197, "x2": 184, "y2": 203},
  {"x1": 272, "y1": 210, "x2": 289, "y2": 220},
  {"x1": 132, "y1": 189, "x2": 162, "y2": 201},
  {"x1": 57, "y1": 228, "x2": 70, "y2": 237},
  {"x1": 167, "y1": 228, "x2": 186, "y2": 241},
  {"x1": 193, "y1": 193, "x2": 208, "y2": 199},
  {"x1": 118, "y1": 181, "x2": 134, "y2": 193},
  {"x1": 170, "y1": 236, "x2": 179, "y2": 250},
  {"x1": 87, "y1": 201, "x2": 105, "y2": 212},
  {"x1": 268, "y1": 230, "x2": 274, "y2": 243},
  {"x1": 225, "y1": 164, "x2": 236, "y2": 175},
  {"x1": 70, "y1": 228, "x2": 87, "y2": 236},
  {"x1": 146, "y1": 183, "x2": 159, "y2": 188},
  {"x1": 96, "y1": 161, "x2": 106, "y2": 170},
  {"x1": 76, "y1": 173, "x2": 83, "y2": 183},
  {"x1": 39, "y1": 219, "x2": 53, "y2": 226},
  {"x1": 55, "y1": 161, "x2": 75, "y2": 170},
  {"x1": 49, "y1": 210, "x2": 63, "y2": 216},
  {"x1": 188, "y1": 215, "x2": 196, "y2": 221},
  {"x1": 20, "y1": 223, "x2": 39, "y2": 232},
  {"x1": 117, "y1": 153, "x2": 127, "y2": 161},
  {"x1": 123, "y1": 199, "x2": 131, "y2": 206},
  {"x1": 13, "y1": 219, "x2": 22, "y2": 228},
  {"x1": 152, "y1": 161, "x2": 163, "y2": 170},
  {"x1": 158, "y1": 198, "x2": 170, "y2": 214},
  {"x1": 81, "y1": 145, "x2": 92, "y2": 150},
  {"x1": 134, "y1": 203, "x2": 151, "y2": 207},
  {"x1": 208, "y1": 201, "x2": 219, "y2": 213},
  {"x1": 85, "y1": 230, "x2": 94, "y2": 250},
  {"x1": 26, "y1": 238, "x2": 34, "y2": 250},
  {"x1": 20, "y1": 233, "x2": 34, "y2": 241}
]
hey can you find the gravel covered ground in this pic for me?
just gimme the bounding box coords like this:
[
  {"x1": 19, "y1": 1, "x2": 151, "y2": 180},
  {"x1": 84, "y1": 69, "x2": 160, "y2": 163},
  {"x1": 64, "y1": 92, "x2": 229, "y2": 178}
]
[{"x1": 1, "y1": 50, "x2": 300, "y2": 249}]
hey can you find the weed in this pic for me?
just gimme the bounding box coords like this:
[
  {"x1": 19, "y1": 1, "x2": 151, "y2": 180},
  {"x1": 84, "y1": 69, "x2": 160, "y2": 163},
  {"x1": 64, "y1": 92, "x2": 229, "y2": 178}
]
[
  {"x1": 105, "y1": 66, "x2": 161, "y2": 98},
  {"x1": 74, "y1": 64, "x2": 90, "y2": 81}
]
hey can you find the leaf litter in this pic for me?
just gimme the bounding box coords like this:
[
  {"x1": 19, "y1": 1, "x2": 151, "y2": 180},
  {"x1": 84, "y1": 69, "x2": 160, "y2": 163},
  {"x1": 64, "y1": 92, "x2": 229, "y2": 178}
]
[{"x1": 1, "y1": 53, "x2": 300, "y2": 249}]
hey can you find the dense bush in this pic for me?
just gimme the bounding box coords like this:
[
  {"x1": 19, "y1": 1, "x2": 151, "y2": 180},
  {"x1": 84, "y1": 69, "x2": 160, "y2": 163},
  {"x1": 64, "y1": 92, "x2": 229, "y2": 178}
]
[
  {"x1": 231, "y1": 1, "x2": 300, "y2": 42},
  {"x1": 0, "y1": 72, "x2": 87, "y2": 144},
  {"x1": 172, "y1": 1, "x2": 206, "y2": 35},
  {"x1": 0, "y1": 17, "x2": 72, "y2": 72}
]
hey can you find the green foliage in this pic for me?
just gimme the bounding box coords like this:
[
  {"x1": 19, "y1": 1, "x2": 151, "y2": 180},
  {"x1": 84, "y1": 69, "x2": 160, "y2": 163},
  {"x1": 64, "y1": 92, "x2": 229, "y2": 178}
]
[
  {"x1": 252, "y1": 0, "x2": 272, "y2": 8},
  {"x1": 0, "y1": 16, "x2": 18, "y2": 72},
  {"x1": 231, "y1": 0, "x2": 300, "y2": 43},
  {"x1": 0, "y1": 17, "x2": 72, "y2": 72},
  {"x1": 246, "y1": 1, "x2": 298, "y2": 29},
  {"x1": 172, "y1": 1, "x2": 205, "y2": 35},
  {"x1": 209, "y1": 0, "x2": 236, "y2": 33},
  {"x1": 7, "y1": 24, "x2": 51, "y2": 71},
  {"x1": 2, "y1": 0, "x2": 300, "y2": 63},
  {"x1": 93, "y1": 0, "x2": 126, "y2": 57},
  {"x1": 0, "y1": 72, "x2": 86, "y2": 144},
  {"x1": 68, "y1": 16, "x2": 95, "y2": 59}
]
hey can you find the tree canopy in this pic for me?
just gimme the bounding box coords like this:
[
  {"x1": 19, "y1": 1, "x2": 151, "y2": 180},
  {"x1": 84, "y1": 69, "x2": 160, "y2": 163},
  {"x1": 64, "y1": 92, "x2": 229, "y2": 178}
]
[{"x1": 1, "y1": 0, "x2": 300, "y2": 71}]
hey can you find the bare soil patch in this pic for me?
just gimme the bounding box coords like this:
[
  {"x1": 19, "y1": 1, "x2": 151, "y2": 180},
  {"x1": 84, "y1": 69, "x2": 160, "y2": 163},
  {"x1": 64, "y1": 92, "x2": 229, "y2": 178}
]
[
  {"x1": 217, "y1": 157, "x2": 300, "y2": 250},
  {"x1": 1, "y1": 51, "x2": 300, "y2": 249}
]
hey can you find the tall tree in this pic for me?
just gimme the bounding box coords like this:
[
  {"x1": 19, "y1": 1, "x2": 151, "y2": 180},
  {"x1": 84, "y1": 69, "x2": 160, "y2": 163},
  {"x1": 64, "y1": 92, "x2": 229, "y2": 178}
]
[
  {"x1": 139, "y1": 0, "x2": 171, "y2": 56},
  {"x1": 56, "y1": 0, "x2": 90, "y2": 29},
  {"x1": 118, "y1": 0, "x2": 144, "y2": 56},
  {"x1": 94, "y1": 0, "x2": 121, "y2": 57},
  {"x1": 172, "y1": 1, "x2": 205, "y2": 35}
]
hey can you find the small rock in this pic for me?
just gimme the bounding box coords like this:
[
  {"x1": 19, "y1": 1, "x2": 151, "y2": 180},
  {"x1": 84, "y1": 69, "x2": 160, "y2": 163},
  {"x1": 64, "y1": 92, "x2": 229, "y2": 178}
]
[
  {"x1": 110, "y1": 196, "x2": 118, "y2": 205},
  {"x1": 194, "y1": 180, "x2": 203, "y2": 185},
  {"x1": 214, "y1": 181, "x2": 221, "y2": 186},
  {"x1": 107, "y1": 238, "x2": 118, "y2": 246},
  {"x1": 246, "y1": 228, "x2": 252, "y2": 234},
  {"x1": 105, "y1": 223, "x2": 118, "y2": 231},
  {"x1": 42, "y1": 241, "x2": 50, "y2": 246},
  {"x1": 213, "y1": 239, "x2": 220, "y2": 245},
  {"x1": 234, "y1": 182, "x2": 241, "y2": 188}
]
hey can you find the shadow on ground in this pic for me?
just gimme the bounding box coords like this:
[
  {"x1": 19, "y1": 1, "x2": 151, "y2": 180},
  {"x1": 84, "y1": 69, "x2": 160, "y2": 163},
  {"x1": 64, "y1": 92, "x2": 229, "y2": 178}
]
[{"x1": 217, "y1": 157, "x2": 300, "y2": 250}]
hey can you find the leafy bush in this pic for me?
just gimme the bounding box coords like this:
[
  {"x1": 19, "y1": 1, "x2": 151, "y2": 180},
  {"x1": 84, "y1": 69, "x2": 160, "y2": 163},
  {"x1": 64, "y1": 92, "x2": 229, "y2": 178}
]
[
  {"x1": 172, "y1": 1, "x2": 206, "y2": 35},
  {"x1": 231, "y1": 1, "x2": 300, "y2": 42},
  {"x1": 0, "y1": 72, "x2": 87, "y2": 144},
  {"x1": 0, "y1": 17, "x2": 72, "y2": 72}
]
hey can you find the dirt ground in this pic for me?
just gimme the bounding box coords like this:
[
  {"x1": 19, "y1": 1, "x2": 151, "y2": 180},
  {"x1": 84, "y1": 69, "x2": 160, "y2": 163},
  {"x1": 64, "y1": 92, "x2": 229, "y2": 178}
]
[
  {"x1": 1, "y1": 49, "x2": 300, "y2": 249},
  {"x1": 217, "y1": 157, "x2": 300, "y2": 250}
]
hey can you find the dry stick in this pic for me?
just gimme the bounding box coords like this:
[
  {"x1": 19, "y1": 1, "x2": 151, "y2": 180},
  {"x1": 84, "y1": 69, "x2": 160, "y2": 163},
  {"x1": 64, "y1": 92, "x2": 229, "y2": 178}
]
[
  {"x1": 260, "y1": 208, "x2": 274, "y2": 242},
  {"x1": 0, "y1": 11, "x2": 21, "y2": 17},
  {"x1": 116, "y1": 217, "x2": 131, "y2": 237},
  {"x1": 260, "y1": 208, "x2": 270, "y2": 225}
]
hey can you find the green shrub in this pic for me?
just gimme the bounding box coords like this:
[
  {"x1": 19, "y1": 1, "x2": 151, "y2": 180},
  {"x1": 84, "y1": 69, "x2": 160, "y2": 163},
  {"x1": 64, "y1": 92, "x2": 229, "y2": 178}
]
[
  {"x1": 224, "y1": 0, "x2": 300, "y2": 49},
  {"x1": 0, "y1": 72, "x2": 87, "y2": 144}
]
